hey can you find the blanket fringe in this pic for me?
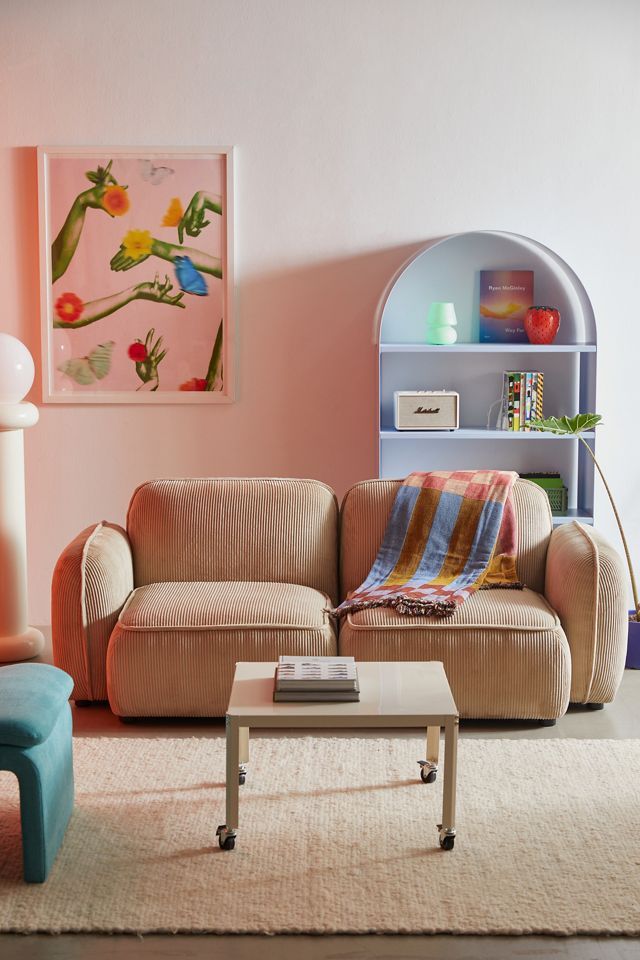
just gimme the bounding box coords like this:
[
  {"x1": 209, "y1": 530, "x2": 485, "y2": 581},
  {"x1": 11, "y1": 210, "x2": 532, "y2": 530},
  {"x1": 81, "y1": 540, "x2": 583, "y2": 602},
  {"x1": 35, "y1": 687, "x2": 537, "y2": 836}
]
[
  {"x1": 332, "y1": 594, "x2": 456, "y2": 619},
  {"x1": 480, "y1": 581, "x2": 525, "y2": 590}
]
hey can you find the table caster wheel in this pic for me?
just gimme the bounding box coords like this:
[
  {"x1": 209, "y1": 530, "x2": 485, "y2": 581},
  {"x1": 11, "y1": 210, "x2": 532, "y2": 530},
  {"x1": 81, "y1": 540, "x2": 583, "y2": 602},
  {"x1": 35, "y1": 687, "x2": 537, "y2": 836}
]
[
  {"x1": 438, "y1": 825, "x2": 456, "y2": 851},
  {"x1": 216, "y1": 825, "x2": 237, "y2": 850},
  {"x1": 418, "y1": 760, "x2": 437, "y2": 783}
]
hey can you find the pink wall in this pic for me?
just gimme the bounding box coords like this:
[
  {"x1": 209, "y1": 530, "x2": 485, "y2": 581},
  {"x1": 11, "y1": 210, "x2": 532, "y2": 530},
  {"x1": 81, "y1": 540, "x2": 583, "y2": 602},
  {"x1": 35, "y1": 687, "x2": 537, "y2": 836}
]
[{"x1": 2, "y1": 0, "x2": 640, "y2": 622}]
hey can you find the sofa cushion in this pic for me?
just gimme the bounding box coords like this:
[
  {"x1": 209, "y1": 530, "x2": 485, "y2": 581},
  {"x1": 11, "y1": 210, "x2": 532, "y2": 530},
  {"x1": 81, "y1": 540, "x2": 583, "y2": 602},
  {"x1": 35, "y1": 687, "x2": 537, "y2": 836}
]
[
  {"x1": 339, "y1": 588, "x2": 570, "y2": 720},
  {"x1": 126, "y1": 478, "x2": 339, "y2": 603},
  {"x1": 117, "y1": 580, "x2": 333, "y2": 631},
  {"x1": 106, "y1": 581, "x2": 337, "y2": 717}
]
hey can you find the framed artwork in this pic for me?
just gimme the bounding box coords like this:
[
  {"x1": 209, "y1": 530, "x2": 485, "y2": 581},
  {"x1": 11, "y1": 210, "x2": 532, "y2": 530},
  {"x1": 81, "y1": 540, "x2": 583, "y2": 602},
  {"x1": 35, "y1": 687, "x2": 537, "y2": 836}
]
[{"x1": 38, "y1": 146, "x2": 234, "y2": 403}]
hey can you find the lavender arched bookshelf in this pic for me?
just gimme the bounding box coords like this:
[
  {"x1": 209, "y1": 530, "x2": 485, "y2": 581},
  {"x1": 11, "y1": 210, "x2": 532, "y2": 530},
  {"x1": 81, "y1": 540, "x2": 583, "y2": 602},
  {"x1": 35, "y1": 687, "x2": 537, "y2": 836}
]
[{"x1": 376, "y1": 231, "x2": 597, "y2": 526}]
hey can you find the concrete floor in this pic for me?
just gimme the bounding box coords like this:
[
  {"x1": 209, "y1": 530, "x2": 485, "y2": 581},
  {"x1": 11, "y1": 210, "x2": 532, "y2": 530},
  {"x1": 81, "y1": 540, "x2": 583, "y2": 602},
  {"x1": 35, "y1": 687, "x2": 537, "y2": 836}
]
[{"x1": 2, "y1": 642, "x2": 639, "y2": 959}]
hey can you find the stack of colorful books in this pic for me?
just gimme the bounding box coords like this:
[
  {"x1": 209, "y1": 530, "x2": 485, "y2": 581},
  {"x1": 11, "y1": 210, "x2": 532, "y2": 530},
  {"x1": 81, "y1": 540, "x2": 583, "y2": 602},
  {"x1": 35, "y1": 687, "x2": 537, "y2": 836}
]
[
  {"x1": 273, "y1": 656, "x2": 360, "y2": 702},
  {"x1": 500, "y1": 371, "x2": 543, "y2": 431}
]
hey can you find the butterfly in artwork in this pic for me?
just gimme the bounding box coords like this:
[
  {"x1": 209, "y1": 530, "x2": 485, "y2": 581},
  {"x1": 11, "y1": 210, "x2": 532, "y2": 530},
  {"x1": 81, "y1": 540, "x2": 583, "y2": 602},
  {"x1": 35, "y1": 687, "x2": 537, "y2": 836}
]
[
  {"x1": 139, "y1": 159, "x2": 174, "y2": 185},
  {"x1": 174, "y1": 256, "x2": 208, "y2": 296},
  {"x1": 57, "y1": 341, "x2": 115, "y2": 385}
]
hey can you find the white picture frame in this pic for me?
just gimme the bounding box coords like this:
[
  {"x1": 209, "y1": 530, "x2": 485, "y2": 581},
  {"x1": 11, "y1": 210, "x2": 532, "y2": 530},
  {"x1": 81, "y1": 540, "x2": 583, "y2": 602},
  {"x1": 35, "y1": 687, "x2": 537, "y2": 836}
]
[{"x1": 38, "y1": 145, "x2": 234, "y2": 403}]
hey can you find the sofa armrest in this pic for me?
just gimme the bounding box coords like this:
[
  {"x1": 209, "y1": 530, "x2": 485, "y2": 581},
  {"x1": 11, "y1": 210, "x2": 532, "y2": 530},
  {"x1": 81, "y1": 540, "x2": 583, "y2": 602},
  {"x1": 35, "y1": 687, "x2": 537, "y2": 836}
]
[
  {"x1": 545, "y1": 522, "x2": 627, "y2": 704},
  {"x1": 52, "y1": 522, "x2": 133, "y2": 701}
]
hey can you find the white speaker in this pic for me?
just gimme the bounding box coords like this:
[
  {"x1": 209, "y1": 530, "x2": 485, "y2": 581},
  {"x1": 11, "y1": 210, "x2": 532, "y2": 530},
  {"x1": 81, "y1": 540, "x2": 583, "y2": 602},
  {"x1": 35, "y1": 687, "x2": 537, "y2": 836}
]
[{"x1": 393, "y1": 391, "x2": 460, "y2": 431}]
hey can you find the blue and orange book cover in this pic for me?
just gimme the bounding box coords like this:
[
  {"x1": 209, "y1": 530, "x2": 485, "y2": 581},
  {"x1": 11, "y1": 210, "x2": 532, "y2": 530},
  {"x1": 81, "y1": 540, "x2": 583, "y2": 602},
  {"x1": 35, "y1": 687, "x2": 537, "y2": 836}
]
[{"x1": 479, "y1": 270, "x2": 533, "y2": 343}]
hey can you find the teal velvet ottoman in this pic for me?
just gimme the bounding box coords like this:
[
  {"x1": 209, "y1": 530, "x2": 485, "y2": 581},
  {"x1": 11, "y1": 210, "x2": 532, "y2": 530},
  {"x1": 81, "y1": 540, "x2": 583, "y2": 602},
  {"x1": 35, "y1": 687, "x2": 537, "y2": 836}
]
[{"x1": 0, "y1": 663, "x2": 74, "y2": 882}]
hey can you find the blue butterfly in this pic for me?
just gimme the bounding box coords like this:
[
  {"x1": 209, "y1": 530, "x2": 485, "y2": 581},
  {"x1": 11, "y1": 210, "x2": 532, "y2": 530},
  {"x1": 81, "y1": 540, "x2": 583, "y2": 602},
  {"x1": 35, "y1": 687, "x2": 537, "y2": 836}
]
[{"x1": 174, "y1": 256, "x2": 208, "y2": 296}]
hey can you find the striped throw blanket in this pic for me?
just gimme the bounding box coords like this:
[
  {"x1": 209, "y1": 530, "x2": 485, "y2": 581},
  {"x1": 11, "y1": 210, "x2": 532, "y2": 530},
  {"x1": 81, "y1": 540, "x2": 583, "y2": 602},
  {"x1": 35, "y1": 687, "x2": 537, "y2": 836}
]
[{"x1": 335, "y1": 470, "x2": 522, "y2": 618}]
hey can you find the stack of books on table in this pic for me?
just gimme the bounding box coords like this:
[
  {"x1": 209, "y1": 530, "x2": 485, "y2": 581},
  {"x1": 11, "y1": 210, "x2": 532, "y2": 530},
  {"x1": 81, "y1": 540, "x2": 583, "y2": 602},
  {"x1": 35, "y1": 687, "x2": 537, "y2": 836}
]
[{"x1": 273, "y1": 656, "x2": 360, "y2": 702}]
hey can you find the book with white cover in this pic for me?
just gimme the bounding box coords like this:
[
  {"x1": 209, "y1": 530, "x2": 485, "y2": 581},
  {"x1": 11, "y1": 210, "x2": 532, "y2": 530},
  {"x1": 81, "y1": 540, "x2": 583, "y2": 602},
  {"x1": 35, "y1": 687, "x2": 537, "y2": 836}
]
[{"x1": 276, "y1": 656, "x2": 357, "y2": 690}]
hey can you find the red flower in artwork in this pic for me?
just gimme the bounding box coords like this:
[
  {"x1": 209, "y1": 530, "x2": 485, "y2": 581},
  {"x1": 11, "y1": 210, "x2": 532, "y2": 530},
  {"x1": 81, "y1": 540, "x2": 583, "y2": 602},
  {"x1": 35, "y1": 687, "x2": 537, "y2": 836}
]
[
  {"x1": 102, "y1": 185, "x2": 130, "y2": 217},
  {"x1": 128, "y1": 342, "x2": 148, "y2": 362},
  {"x1": 55, "y1": 292, "x2": 84, "y2": 323},
  {"x1": 179, "y1": 377, "x2": 207, "y2": 391}
]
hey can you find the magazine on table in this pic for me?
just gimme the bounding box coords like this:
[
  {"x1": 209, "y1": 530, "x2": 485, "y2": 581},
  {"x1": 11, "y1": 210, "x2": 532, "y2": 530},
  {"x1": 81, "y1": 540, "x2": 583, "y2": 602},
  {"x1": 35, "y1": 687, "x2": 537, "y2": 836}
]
[
  {"x1": 274, "y1": 656, "x2": 360, "y2": 701},
  {"x1": 276, "y1": 655, "x2": 358, "y2": 690}
]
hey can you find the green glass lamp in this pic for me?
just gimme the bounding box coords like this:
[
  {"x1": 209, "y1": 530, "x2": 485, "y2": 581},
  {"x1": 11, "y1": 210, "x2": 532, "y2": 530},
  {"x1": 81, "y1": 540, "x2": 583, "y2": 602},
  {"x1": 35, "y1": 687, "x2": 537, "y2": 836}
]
[{"x1": 426, "y1": 302, "x2": 458, "y2": 345}]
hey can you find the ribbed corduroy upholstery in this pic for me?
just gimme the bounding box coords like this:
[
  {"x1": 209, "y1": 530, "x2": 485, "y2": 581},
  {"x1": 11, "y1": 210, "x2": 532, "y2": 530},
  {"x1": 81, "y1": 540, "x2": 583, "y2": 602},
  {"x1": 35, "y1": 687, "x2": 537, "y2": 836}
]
[
  {"x1": 339, "y1": 478, "x2": 569, "y2": 719},
  {"x1": 340, "y1": 478, "x2": 552, "y2": 598},
  {"x1": 107, "y1": 581, "x2": 336, "y2": 716},
  {"x1": 51, "y1": 523, "x2": 133, "y2": 700},
  {"x1": 545, "y1": 522, "x2": 627, "y2": 703},
  {"x1": 339, "y1": 588, "x2": 570, "y2": 719},
  {"x1": 127, "y1": 478, "x2": 339, "y2": 604}
]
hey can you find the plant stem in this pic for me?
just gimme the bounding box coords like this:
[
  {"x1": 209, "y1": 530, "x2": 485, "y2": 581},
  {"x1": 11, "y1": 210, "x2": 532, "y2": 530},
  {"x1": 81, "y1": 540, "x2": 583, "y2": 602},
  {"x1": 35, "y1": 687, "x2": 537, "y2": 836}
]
[{"x1": 579, "y1": 435, "x2": 640, "y2": 619}]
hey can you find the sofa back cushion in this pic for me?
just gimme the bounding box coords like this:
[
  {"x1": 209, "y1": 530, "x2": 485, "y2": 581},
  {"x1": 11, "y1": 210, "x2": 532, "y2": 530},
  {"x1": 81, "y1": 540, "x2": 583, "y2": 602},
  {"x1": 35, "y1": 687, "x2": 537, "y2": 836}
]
[
  {"x1": 340, "y1": 477, "x2": 552, "y2": 599},
  {"x1": 128, "y1": 478, "x2": 339, "y2": 603}
]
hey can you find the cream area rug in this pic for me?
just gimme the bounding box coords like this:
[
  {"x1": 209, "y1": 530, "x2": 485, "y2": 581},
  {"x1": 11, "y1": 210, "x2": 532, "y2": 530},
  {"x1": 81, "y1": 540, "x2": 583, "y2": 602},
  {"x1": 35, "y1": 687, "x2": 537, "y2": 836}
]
[{"x1": 1, "y1": 735, "x2": 640, "y2": 935}]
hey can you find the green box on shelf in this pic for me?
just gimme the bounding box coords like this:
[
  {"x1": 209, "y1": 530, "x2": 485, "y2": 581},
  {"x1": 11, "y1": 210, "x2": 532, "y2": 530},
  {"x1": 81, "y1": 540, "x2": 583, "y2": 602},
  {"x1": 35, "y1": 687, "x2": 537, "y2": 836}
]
[{"x1": 520, "y1": 473, "x2": 568, "y2": 515}]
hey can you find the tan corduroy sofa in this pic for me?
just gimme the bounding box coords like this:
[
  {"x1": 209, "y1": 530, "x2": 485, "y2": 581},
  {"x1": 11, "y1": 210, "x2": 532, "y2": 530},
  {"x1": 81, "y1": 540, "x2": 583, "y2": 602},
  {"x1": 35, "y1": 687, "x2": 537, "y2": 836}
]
[
  {"x1": 52, "y1": 478, "x2": 338, "y2": 717},
  {"x1": 340, "y1": 479, "x2": 628, "y2": 721},
  {"x1": 52, "y1": 476, "x2": 628, "y2": 721}
]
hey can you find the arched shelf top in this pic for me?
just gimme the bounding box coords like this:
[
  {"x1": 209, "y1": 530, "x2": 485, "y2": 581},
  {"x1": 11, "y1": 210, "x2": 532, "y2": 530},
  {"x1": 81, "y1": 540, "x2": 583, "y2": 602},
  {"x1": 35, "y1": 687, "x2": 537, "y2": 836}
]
[{"x1": 376, "y1": 230, "x2": 596, "y2": 346}]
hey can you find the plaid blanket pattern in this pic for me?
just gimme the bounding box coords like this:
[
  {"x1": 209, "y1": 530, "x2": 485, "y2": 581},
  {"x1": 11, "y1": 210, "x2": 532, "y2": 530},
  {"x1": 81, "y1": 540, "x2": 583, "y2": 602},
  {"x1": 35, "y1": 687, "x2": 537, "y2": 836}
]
[{"x1": 335, "y1": 470, "x2": 522, "y2": 618}]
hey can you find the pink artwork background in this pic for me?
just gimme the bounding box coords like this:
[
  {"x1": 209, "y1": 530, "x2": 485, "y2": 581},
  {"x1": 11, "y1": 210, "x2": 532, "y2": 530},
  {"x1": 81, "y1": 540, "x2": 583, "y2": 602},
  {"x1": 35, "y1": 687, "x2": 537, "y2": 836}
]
[{"x1": 48, "y1": 154, "x2": 225, "y2": 395}]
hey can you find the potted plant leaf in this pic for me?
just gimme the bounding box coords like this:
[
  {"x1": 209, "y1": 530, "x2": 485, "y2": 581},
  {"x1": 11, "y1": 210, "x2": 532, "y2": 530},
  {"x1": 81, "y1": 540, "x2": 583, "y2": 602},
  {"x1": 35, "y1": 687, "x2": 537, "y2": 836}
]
[{"x1": 531, "y1": 413, "x2": 640, "y2": 666}]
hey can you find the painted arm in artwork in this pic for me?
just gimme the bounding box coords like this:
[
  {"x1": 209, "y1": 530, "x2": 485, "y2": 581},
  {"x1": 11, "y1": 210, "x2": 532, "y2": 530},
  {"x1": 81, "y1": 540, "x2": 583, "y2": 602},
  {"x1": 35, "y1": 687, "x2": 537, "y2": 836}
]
[
  {"x1": 109, "y1": 237, "x2": 222, "y2": 278},
  {"x1": 53, "y1": 274, "x2": 185, "y2": 329},
  {"x1": 51, "y1": 161, "x2": 129, "y2": 283},
  {"x1": 177, "y1": 191, "x2": 222, "y2": 243},
  {"x1": 178, "y1": 320, "x2": 224, "y2": 393}
]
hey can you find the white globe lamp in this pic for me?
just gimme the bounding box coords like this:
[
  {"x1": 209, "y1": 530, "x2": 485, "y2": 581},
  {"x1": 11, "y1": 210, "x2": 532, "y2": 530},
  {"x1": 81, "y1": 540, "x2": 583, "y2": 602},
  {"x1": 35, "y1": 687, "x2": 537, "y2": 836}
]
[{"x1": 0, "y1": 333, "x2": 45, "y2": 661}]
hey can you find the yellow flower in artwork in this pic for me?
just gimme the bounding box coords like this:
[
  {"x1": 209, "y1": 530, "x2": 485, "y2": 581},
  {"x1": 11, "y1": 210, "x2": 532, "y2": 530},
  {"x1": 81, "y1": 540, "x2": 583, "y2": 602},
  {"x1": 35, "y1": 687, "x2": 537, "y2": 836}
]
[
  {"x1": 161, "y1": 197, "x2": 184, "y2": 227},
  {"x1": 122, "y1": 229, "x2": 153, "y2": 260}
]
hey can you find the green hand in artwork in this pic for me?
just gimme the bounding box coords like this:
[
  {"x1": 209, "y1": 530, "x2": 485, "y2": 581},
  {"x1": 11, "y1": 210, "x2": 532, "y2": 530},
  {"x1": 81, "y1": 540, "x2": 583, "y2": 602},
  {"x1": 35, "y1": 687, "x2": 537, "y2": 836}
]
[
  {"x1": 110, "y1": 236, "x2": 222, "y2": 278},
  {"x1": 130, "y1": 328, "x2": 167, "y2": 392},
  {"x1": 178, "y1": 191, "x2": 222, "y2": 244},
  {"x1": 51, "y1": 160, "x2": 130, "y2": 283},
  {"x1": 52, "y1": 274, "x2": 185, "y2": 329}
]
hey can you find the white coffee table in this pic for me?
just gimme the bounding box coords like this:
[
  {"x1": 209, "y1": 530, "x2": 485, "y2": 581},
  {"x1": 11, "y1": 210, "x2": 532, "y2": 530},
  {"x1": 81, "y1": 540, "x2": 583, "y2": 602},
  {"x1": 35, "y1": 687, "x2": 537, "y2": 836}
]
[{"x1": 216, "y1": 660, "x2": 459, "y2": 852}]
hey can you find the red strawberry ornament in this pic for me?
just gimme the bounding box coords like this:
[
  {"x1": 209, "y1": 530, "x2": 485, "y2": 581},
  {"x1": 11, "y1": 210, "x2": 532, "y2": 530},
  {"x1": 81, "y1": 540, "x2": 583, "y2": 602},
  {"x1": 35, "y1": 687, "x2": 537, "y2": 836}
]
[{"x1": 524, "y1": 306, "x2": 561, "y2": 345}]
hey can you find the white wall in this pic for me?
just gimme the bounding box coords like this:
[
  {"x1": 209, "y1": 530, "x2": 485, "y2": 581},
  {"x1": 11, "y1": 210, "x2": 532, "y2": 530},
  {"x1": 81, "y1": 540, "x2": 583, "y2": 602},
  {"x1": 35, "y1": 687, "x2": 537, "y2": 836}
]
[{"x1": 1, "y1": 0, "x2": 639, "y2": 622}]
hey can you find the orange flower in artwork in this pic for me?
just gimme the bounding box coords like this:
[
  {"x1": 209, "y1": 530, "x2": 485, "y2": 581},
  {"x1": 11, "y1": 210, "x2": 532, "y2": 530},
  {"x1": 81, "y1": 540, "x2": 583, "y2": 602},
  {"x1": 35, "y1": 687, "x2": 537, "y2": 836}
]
[
  {"x1": 54, "y1": 291, "x2": 84, "y2": 323},
  {"x1": 179, "y1": 377, "x2": 207, "y2": 391},
  {"x1": 102, "y1": 185, "x2": 130, "y2": 216},
  {"x1": 162, "y1": 197, "x2": 184, "y2": 227}
]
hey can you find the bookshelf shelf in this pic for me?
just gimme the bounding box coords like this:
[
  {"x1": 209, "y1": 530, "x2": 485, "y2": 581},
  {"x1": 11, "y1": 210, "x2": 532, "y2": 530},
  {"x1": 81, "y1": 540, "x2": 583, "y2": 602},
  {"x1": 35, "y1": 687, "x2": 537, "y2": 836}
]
[
  {"x1": 376, "y1": 230, "x2": 597, "y2": 521},
  {"x1": 380, "y1": 343, "x2": 596, "y2": 354},
  {"x1": 380, "y1": 428, "x2": 596, "y2": 441}
]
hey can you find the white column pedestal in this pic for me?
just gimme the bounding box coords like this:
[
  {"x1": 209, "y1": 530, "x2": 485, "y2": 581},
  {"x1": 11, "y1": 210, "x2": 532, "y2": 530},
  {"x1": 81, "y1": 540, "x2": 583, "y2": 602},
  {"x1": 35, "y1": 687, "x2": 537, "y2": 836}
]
[{"x1": 0, "y1": 402, "x2": 45, "y2": 663}]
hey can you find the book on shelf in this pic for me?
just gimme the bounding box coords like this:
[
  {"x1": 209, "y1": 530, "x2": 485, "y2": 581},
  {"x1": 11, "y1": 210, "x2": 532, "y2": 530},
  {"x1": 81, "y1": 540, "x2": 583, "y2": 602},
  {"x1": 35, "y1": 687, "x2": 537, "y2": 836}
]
[
  {"x1": 479, "y1": 270, "x2": 533, "y2": 343},
  {"x1": 500, "y1": 371, "x2": 543, "y2": 431},
  {"x1": 274, "y1": 656, "x2": 360, "y2": 701}
]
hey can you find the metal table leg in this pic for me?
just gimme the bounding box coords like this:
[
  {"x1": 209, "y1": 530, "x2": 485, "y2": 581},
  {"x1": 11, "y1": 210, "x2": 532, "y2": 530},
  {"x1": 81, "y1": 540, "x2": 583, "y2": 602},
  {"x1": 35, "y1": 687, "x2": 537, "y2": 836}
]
[
  {"x1": 239, "y1": 726, "x2": 249, "y2": 785},
  {"x1": 438, "y1": 716, "x2": 458, "y2": 850},
  {"x1": 217, "y1": 715, "x2": 240, "y2": 850},
  {"x1": 418, "y1": 724, "x2": 440, "y2": 783}
]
